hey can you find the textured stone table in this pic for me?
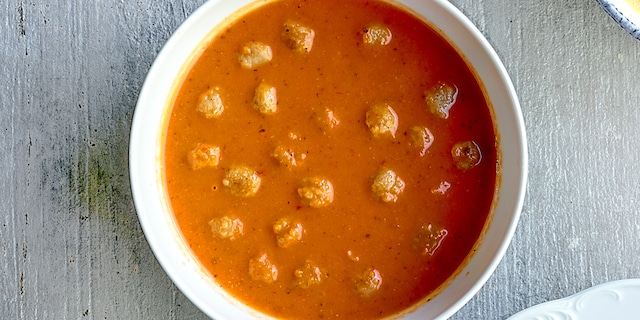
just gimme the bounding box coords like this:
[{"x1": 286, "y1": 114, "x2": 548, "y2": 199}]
[{"x1": 2, "y1": 0, "x2": 640, "y2": 319}]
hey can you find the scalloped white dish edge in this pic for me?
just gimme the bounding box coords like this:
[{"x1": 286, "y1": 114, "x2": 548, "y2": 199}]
[{"x1": 509, "y1": 279, "x2": 640, "y2": 320}]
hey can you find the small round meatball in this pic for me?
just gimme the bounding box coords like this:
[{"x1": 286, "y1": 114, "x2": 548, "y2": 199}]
[
  {"x1": 298, "y1": 177, "x2": 334, "y2": 208},
  {"x1": 413, "y1": 224, "x2": 448, "y2": 256},
  {"x1": 249, "y1": 253, "x2": 278, "y2": 284},
  {"x1": 238, "y1": 41, "x2": 273, "y2": 69},
  {"x1": 355, "y1": 267, "x2": 382, "y2": 297},
  {"x1": 273, "y1": 218, "x2": 304, "y2": 248},
  {"x1": 362, "y1": 23, "x2": 392, "y2": 45},
  {"x1": 372, "y1": 168, "x2": 405, "y2": 203},
  {"x1": 366, "y1": 103, "x2": 398, "y2": 138},
  {"x1": 294, "y1": 259, "x2": 324, "y2": 289},
  {"x1": 187, "y1": 143, "x2": 220, "y2": 170},
  {"x1": 209, "y1": 216, "x2": 243, "y2": 240},
  {"x1": 272, "y1": 145, "x2": 297, "y2": 168},
  {"x1": 222, "y1": 165, "x2": 261, "y2": 197},
  {"x1": 451, "y1": 141, "x2": 482, "y2": 170},
  {"x1": 196, "y1": 87, "x2": 224, "y2": 119},
  {"x1": 425, "y1": 81, "x2": 458, "y2": 119},
  {"x1": 282, "y1": 20, "x2": 315, "y2": 53},
  {"x1": 410, "y1": 126, "x2": 434, "y2": 156},
  {"x1": 253, "y1": 81, "x2": 278, "y2": 114}
]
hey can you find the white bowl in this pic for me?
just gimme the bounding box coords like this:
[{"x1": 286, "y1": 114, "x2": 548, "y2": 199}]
[{"x1": 129, "y1": 0, "x2": 528, "y2": 319}]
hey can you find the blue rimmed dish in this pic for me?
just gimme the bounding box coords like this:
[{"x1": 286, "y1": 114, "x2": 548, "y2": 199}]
[{"x1": 597, "y1": 0, "x2": 640, "y2": 40}]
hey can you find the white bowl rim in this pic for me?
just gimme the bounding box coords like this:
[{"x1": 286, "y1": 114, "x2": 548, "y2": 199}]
[{"x1": 129, "y1": 0, "x2": 528, "y2": 319}]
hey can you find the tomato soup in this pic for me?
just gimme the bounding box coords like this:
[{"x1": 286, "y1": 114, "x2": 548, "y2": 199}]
[{"x1": 164, "y1": 0, "x2": 498, "y2": 318}]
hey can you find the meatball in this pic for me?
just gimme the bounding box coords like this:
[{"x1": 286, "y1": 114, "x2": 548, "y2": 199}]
[
  {"x1": 366, "y1": 103, "x2": 398, "y2": 138},
  {"x1": 249, "y1": 253, "x2": 278, "y2": 284},
  {"x1": 298, "y1": 177, "x2": 334, "y2": 208},
  {"x1": 413, "y1": 224, "x2": 448, "y2": 256},
  {"x1": 209, "y1": 216, "x2": 243, "y2": 240},
  {"x1": 362, "y1": 23, "x2": 392, "y2": 45},
  {"x1": 253, "y1": 81, "x2": 278, "y2": 114},
  {"x1": 425, "y1": 81, "x2": 458, "y2": 119},
  {"x1": 294, "y1": 259, "x2": 324, "y2": 289},
  {"x1": 196, "y1": 87, "x2": 224, "y2": 119},
  {"x1": 238, "y1": 41, "x2": 273, "y2": 69},
  {"x1": 410, "y1": 126, "x2": 434, "y2": 156},
  {"x1": 451, "y1": 141, "x2": 482, "y2": 170},
  {"x1": 222, "y1": 165, "x2": 261, "y2": 197},
  {"x1": 187, "y1": 143, "x2": 220, "y2": 170},
  {"x1": 273, "y1": 145, "x2": 296, "y2": 168},
  {"x1": 282, "y1": 20, "x2": 315, "y2": 53},
  {"x1": 355, "y1": 267, "x2": 382, "y2": 297},
  {"x1": 371, "y1": 168, "x2": 405, "y2": 203},
  {"x1": 273, "y1": 218, "x2": 304, "y2": 248}
]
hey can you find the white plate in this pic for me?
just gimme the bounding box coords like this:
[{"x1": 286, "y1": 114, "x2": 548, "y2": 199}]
[{"x1": 509, "y1": 279, "x2": 640, "y2": 320}]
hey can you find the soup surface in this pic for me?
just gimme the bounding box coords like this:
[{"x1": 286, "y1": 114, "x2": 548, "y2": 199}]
[{"x1": 165, "y1": 0, "x2": 498, "y2": 318}]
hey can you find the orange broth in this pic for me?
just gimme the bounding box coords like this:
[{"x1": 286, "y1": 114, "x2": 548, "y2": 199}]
[{"x1": 164, "y1": 0, "x2": 498, "y2": 318}]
